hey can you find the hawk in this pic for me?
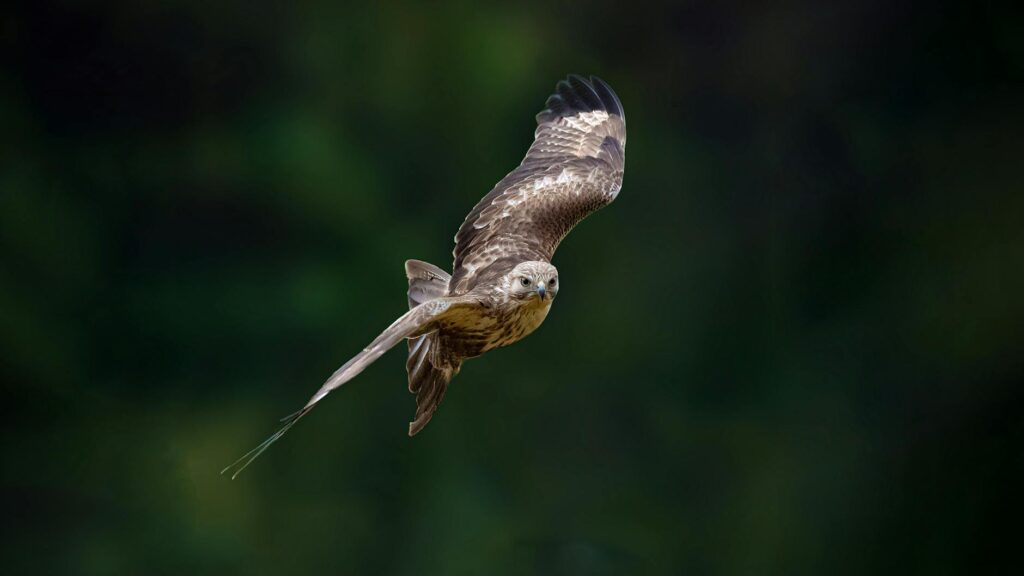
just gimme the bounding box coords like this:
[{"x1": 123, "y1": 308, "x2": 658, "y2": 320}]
[{"x1": 224, "y1": 75, "x2": 626, "y2": 478}]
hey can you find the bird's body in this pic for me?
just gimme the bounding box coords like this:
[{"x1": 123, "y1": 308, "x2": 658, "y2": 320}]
[
  {"x1": 224, "y1": 75, "x2": 626, "y2": 477},
  {"x1": 433, "y1": 293, "x2": 552, "y2": 358}
]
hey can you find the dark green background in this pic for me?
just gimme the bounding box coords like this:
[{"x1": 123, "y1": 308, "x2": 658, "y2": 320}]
[{"x1": 3, "y1": 1, "x2": 1021, "y2": 574}]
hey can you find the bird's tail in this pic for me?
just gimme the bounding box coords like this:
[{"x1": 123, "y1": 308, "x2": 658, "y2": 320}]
[
  {"x1": 405, "y1": 259, "x2": 450, "y2": 308},
  {"x1": 407, "y1": 340, "x2": 460, "y2": 436},
  {"x1": 403, "y1": 259, "x2": 459, "y2": 435}
]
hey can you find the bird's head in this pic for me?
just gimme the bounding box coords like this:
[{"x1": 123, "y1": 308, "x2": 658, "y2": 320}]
[{"x1": 504, "y1": 261, "x2": 559, "y2": 304}]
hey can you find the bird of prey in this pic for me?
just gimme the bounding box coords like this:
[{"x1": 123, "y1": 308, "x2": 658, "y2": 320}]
[{"x1": 223, "y1": 74, "x2": 626, "y2": 478}]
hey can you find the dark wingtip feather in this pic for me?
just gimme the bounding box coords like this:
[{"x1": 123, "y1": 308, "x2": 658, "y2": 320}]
[
  {"x1": 589, "y1": 76, "x2": 625, "y2": 122},
  {"x1": 536, "y1": 74, "x2": 624, "y2": 125}
]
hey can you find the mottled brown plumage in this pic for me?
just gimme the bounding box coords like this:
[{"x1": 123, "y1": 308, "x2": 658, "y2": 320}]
[{"x1": 223, "y1": 75, "x2": 626, "y2": 478}]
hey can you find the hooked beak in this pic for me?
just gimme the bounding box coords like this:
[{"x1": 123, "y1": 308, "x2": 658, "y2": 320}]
[{"x1": 536, "y1": 282, "x2": 546, "y2": 300}]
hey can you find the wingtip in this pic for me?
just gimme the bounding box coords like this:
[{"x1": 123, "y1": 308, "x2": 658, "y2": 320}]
[
  {"x1": 220, "y1": 407, "x2": 312, "y2": 480},
  {"x1": 536, "y1": 74, "x2": 624, "y2": 125},
  {"x1": 588, "y1": 75, "x2": 625, "y2": 122}
]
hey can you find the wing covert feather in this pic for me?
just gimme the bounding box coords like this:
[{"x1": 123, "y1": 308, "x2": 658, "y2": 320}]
[{"x1": 449, "y1": 75, "x2": 626, "y2": 294}]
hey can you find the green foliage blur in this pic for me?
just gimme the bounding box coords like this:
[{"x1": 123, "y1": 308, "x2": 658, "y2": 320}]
[{"x1": 2, "y1": 1, "x2": 1021, "y2": 574}]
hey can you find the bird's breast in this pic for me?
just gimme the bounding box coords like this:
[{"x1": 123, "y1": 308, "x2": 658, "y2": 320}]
[
  {"x1": 439, "y1": 300, "x2": 553, "y2": 358},
  {"x1": 489, "y1": 300, "x2": 552, "y2": 350}
]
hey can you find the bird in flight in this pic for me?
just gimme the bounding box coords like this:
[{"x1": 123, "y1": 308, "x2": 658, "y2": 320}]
[{"x1": 223, "y1": 75, "x2": 626, "y2": 478}]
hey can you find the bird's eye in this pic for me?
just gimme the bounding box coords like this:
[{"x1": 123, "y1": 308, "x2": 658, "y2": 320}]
[
  {"x1": 520, "y1": 277, "x2": 531, "y2": 287},
  {"x1": 549, "y1": 277, "x2": 557, "y2": 286}
]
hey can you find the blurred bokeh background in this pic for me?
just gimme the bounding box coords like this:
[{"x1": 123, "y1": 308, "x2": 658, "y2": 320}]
[{"x1": 2, "y1": 1, "x2": 1022, "y2": 574}]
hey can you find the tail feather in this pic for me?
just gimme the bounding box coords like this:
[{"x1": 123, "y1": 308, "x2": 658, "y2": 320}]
[
  {"x1": 405, "y1": 259, "x2": 450, "y2": 308},
  {"x1": 408, "y1": 357, "x2": 460, "y2": 436},
  {"x1": 404, "y1": 260, "x2": 459, "y2": 435}
]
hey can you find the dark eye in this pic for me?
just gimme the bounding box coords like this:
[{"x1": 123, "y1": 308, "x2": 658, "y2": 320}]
[
  {"x1": 549, "y1": 277, "x2": 557, "y2": 286},
  {"x1": 520, "y1": 277, "x2": 531, "y2": 287}
]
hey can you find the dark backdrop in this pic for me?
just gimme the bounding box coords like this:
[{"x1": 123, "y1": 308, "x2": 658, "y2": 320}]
[{"x1": 3, "y1": 1, "x2": 1021, "y2": 574}]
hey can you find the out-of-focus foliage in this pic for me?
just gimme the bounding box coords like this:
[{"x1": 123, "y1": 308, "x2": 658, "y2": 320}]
[{"x1": 2, "y1": 1, "x2": 1021, "y2": 574}]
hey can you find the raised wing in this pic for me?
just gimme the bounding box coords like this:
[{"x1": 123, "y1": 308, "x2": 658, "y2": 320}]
[{"x1": 449, "y1": 75, "x2": 626, "y2": 294}]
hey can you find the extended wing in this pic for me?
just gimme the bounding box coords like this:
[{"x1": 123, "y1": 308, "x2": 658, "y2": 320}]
[
  {"x1": 449, "y1": 75, "x2": 626, "y2": 294},
  {"x1": 221, "y1": 296, "x2": 473, "y2": 478}
]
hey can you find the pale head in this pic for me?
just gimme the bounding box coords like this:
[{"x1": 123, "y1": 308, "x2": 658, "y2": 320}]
[{"x1": 503, "y1": 261, "x2": 559, "y2": 303}]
